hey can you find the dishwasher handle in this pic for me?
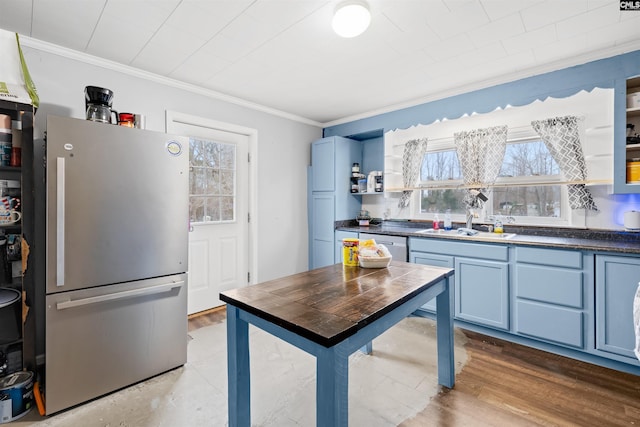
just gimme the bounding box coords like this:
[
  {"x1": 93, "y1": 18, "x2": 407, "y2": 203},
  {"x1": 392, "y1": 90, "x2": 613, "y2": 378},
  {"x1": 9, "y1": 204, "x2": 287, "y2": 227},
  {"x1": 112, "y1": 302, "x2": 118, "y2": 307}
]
[
  {"x1": 376, "y1": 239, "x2": 404, "y2": 247},
  {"x1": 56, "y1": 281, "x2": 184, "y2": 310}
]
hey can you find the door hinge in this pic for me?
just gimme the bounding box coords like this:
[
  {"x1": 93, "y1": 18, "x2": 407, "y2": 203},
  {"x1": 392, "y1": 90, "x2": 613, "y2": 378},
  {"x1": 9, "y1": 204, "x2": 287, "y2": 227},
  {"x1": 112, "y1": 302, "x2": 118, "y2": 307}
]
[
  {"x1": 247, "y1": 272, "x2": 251, "y2": 283},
  {"x1": 248, "y1": 152, "x2": 251, "y2": 163},
  {"x1": 248, "y1": 212, "x2": 251, "y2": 223}
]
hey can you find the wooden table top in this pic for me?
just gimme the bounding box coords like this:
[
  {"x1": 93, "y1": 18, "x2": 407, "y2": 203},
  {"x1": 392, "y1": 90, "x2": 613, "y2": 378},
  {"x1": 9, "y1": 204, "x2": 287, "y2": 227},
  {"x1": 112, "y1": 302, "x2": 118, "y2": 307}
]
[{"x1": 220, "y1": 261, "x2": 454, "y2": 347}]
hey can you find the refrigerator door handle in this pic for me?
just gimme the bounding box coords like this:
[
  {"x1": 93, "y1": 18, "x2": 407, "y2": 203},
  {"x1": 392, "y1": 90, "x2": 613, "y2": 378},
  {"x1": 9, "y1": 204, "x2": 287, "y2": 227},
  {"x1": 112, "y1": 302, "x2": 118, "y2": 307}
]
[
  {"x1": 56, "y1": 157, "x2": 65, "y2": 287},
  {"x1": 56, "y1": 281, "x2": 185, "y2": 310}
]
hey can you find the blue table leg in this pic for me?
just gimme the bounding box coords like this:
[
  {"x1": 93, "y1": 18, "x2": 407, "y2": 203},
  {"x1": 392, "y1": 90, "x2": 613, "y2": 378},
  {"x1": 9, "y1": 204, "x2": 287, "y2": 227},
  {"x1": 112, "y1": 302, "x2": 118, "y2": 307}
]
[
  {"x1": 359, "y1": 341, "x2": 373, "y2": 354},
  {"x1": 227, "y1": 305, "x2": 251, "y2": 427},
  {"x1": 316, "y1": 346, "x2": 349, "y2": 426},
  {"x1": 435, "y1": 275, "x2": 455, "y2": 388}
]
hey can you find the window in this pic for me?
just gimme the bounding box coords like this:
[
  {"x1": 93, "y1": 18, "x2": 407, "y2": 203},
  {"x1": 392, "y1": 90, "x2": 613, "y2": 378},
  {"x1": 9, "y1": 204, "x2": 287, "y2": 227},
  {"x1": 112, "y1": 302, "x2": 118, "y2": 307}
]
[
  {"x1": 419, "y1": 149, "x2": 466, "y2": 214},
  {"x1": 416, "y1": 138, "x2": 567, "y2": 225},
  {"x1": 189, "y1": 137, "x2": 236, "y2": 223}
]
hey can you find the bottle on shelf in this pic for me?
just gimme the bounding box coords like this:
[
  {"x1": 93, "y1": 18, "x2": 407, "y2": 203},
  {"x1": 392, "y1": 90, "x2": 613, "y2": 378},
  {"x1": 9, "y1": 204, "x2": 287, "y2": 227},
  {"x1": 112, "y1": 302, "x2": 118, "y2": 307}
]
[
  {"x1": 375, "y1": 171, "x2": 383, "y2": 192},
  {"x1": 10, "y1": 120, "x2": 21, "y2": 167},
  {"x1": 433, "y1": 213, "x2": 440, "y2": 230},
  {"x1": 0, "y1": 114, "x2": 12, "y2": 167}
]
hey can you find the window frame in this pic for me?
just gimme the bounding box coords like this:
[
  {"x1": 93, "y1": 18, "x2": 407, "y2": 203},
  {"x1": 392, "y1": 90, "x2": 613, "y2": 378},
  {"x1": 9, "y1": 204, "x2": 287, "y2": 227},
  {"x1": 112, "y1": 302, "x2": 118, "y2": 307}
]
[
  {"x1": 412, "y1": 136, "x2": 571, "y2": 226},
  {"x1": 189, "y1": 137, "x2": 238, "y2": 224}
]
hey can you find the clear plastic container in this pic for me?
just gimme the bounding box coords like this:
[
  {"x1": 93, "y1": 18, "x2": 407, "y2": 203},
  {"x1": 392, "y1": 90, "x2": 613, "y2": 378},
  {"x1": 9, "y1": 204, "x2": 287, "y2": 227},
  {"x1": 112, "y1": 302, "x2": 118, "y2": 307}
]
[{"x1": 444, "y1": 210, "x2": 452, "y2": 230}]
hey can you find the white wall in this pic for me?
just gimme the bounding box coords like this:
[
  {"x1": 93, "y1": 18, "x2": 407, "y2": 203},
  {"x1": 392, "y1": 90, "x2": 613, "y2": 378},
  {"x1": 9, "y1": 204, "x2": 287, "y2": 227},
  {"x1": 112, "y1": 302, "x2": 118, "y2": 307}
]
[{"x1": 23, "y1": 46, "x2": 321, "y2": 282}]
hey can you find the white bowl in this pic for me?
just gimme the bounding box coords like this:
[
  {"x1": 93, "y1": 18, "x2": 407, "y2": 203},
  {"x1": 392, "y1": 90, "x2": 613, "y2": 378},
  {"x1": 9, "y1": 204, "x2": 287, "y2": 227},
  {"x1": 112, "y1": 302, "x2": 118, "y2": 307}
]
[{"x1": 359, "y1": 256, "x2": 391, "y2": 268}]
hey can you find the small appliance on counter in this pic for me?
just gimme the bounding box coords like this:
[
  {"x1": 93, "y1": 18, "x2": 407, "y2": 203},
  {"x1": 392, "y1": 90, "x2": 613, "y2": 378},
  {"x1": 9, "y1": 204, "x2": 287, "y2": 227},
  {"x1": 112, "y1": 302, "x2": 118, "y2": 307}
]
[
  {"x1": 357, "y1": 210, "x2": 371, "y2": 226},
  {"x1": 624, "y1": 210, "x2": 640, "y2": 231}
]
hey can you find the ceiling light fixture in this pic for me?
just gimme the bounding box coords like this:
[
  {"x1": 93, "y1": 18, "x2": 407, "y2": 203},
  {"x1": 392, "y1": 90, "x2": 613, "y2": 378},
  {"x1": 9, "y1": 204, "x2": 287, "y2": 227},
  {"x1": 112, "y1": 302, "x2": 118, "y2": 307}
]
[{"x1": 332, "y1": 1, "x2": 371, "y2": 38}]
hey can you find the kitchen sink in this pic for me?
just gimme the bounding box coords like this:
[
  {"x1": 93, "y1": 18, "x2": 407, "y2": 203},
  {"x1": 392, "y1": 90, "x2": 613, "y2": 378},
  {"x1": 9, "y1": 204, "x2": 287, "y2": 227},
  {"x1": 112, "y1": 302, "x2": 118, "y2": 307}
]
[{"x1": 415, "y1": 228, "x2": 517, "y2": 240}]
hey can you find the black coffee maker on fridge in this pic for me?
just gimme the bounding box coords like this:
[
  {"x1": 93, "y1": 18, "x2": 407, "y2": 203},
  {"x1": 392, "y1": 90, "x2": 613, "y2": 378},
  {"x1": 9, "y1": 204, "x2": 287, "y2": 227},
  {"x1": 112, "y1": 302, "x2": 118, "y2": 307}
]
[{"x1": 85, "y1": 86, "x2": 118, "y2": 124}]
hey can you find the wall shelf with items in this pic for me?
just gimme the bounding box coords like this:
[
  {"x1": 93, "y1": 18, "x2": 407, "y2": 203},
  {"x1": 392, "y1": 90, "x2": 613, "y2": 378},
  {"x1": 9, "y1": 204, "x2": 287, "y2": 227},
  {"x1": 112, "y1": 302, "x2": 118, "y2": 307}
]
[
  {"x1": 0, "y1": 99, "x2": 35, "y2": 378},
  {"x1": 625, "y1": 77, "x2": 640, "y2": 186},
  {"x1": 349, "y1": 168, "x2": 384, "y2": 195}
]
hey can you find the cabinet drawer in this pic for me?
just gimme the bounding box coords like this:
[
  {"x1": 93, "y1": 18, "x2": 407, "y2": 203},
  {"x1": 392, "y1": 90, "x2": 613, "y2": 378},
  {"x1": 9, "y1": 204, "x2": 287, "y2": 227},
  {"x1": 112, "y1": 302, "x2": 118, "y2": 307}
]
[
  {"x1": 516, "y1": 300, "x2": 583, "y2": 348},
  {"x1": 515, "y1": 265, "x2": 583, "y2": 308},
  {"x1": 409, "y1": 238, "x2": 508, "y2": 261},
  {"x1": 410, "y1": 252, "x2": 454, "y2": 268},
  {"x1": 515, "y1": 247, "x2": 582, "y2": 268}
]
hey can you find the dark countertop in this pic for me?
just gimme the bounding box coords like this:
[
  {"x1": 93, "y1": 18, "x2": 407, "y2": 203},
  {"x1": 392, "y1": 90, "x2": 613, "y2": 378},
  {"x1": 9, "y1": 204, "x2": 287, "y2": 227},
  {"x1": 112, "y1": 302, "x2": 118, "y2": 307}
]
[
  {"x1": 220, "y1": 261, "x2": 454, "y2": 347},
  {"x1": 336, "y1": 221, "x2": 640, "y2": 255}
]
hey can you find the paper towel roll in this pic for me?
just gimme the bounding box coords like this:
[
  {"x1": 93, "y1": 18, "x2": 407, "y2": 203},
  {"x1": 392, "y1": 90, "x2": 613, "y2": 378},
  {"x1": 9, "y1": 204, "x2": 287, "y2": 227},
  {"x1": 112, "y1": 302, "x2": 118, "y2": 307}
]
[{"x1": 624, "y1": 210, "x2": 640, "y2": 230}]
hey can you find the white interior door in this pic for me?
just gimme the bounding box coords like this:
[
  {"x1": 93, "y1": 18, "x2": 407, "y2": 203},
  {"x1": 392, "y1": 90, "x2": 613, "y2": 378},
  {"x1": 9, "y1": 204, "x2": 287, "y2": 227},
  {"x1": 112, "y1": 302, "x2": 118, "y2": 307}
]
[{"x1": 167, "y1": 113, "x2": 253, "y2": 314}]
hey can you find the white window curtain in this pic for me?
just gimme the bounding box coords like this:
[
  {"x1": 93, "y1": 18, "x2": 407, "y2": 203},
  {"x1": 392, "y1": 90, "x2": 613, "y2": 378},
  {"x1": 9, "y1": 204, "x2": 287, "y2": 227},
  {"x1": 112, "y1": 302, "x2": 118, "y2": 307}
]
[
  {"x1": 398, "y1": 138, "x2": 428, "y2": 209},
  {"x1": 454, "y1": 125, "x2": 508, "y2": 209},
  {"x1": 531, "y1": 116, "x2": 598, "y2": 211}
]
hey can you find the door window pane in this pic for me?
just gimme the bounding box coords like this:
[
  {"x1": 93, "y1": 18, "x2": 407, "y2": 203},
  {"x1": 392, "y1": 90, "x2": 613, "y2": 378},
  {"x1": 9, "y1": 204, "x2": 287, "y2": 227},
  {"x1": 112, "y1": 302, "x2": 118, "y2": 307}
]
[{"x1": 189, "y1": 138, "x2": 236, "y2": 223}]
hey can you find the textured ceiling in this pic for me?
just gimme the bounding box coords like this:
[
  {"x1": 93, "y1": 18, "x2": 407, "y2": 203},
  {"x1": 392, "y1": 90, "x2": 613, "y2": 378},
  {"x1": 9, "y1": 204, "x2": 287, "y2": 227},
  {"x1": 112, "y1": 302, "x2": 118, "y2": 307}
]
[{"x1": 1, "y1": 0, "x2": 640, "y2": 125}]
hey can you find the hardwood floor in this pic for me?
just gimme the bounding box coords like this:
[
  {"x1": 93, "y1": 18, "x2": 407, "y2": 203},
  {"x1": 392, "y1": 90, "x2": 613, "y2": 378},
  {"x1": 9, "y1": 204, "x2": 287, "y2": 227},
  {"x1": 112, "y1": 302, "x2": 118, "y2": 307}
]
[
  {"x1": 189, "y1": 309, "x2": 640, "y2": 426},
  {"x1": 187, "y1": 306, "x2": 226, "y2": 332},
  {"x1": 401, "y1": 331, "x2": 640, "y2": 427}
]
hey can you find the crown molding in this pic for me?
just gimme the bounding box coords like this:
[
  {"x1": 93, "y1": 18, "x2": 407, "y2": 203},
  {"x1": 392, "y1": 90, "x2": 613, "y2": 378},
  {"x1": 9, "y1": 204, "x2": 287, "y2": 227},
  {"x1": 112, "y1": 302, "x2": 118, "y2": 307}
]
[
  {"x1": 19, "y1": 36, "x2": 323, "y2": 128},
  {"x1": 18, "y1": 35, "x2": 640, "y2": 130}
]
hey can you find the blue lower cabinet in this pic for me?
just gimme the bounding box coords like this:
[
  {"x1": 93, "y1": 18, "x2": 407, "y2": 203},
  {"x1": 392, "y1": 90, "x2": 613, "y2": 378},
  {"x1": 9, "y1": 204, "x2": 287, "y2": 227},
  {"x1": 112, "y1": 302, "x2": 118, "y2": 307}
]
[
  {"x1": 455, "y1": 257, "x2": 510, "y2": 330},
  {"x1": 410, "y1": 252, "x2": 454, "y2": 312},
  {"x1": 406, "y1": 237, "x2": 640, "y2": 373},
  {"x1": 595, "y1": 255, "x2": 640, "y2": 363},
  {"x1": 513, "y1": 259, "x2": 586, "y2": 349}
]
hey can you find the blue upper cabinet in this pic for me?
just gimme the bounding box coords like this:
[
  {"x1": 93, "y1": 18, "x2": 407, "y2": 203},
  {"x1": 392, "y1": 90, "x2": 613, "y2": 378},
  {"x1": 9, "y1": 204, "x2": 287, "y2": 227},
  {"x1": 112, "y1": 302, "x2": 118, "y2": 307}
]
[
  {"x1": 310, "y1": 136, "x2": 363, "y2": 220},
  {"x1": 311, "y1": 138, "x2": 335, "y2": 192}
]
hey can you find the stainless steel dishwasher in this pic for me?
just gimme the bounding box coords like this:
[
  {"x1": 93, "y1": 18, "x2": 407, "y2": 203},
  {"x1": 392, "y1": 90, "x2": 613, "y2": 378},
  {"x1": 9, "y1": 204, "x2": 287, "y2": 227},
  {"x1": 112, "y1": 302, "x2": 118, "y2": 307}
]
[{"x1": 359, "y1": 233, "x2": 408, "y2": 262}]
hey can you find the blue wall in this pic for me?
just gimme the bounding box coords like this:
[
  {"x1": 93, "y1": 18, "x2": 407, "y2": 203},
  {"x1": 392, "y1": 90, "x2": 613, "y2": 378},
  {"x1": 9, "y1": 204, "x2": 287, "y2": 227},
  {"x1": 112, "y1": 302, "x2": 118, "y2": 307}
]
[{"x1": 324, "y1": 50, "x2": 640, "y2": 137}]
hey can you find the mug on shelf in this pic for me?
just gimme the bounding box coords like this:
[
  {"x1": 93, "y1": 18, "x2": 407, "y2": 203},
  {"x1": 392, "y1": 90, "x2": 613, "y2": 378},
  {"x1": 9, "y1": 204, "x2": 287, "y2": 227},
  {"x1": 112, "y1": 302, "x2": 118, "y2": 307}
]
[{"x1": 0, "y1": 209, "x2": 20, "y2": 225}]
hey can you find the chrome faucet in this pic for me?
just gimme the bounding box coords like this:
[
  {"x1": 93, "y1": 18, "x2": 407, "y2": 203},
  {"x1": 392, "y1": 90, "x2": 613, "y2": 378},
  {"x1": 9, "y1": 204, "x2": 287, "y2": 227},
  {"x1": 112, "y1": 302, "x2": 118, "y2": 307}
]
[{"x1": 466, "y1": 211, "x2": 474, "y2": 229}]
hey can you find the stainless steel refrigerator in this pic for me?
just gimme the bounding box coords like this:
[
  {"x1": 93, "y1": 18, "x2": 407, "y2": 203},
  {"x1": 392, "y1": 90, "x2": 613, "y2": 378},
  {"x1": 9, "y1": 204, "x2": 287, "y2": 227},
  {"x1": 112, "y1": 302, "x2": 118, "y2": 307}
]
[{"x1": 40, "y1": 115, "x2": 189, "y2": 414}]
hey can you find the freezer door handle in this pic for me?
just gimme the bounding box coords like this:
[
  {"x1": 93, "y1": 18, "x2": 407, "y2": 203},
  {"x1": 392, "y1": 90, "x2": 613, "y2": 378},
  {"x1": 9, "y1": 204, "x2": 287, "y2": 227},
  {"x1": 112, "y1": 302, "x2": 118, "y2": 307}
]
[
  {"x1": 56, "y1": 281, "x2": 185, "y2": 310},
  {"x1": 56, "y1": 157, "x2": 65, "y2": 287}
]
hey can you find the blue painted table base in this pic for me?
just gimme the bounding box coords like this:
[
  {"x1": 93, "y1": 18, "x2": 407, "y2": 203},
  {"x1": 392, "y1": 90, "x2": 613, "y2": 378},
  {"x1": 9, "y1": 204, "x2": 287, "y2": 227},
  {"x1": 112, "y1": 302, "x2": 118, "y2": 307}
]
[{"x1": 226, "y1": 275, "x2": 454, "y2": 427}]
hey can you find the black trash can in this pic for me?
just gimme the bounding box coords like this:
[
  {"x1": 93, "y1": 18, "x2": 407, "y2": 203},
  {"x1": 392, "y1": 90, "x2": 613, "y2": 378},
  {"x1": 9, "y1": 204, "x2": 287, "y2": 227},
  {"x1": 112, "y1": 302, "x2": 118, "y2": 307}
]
[{"x1": 0, "y1": 287, "x2": 20, "y2": 343}]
